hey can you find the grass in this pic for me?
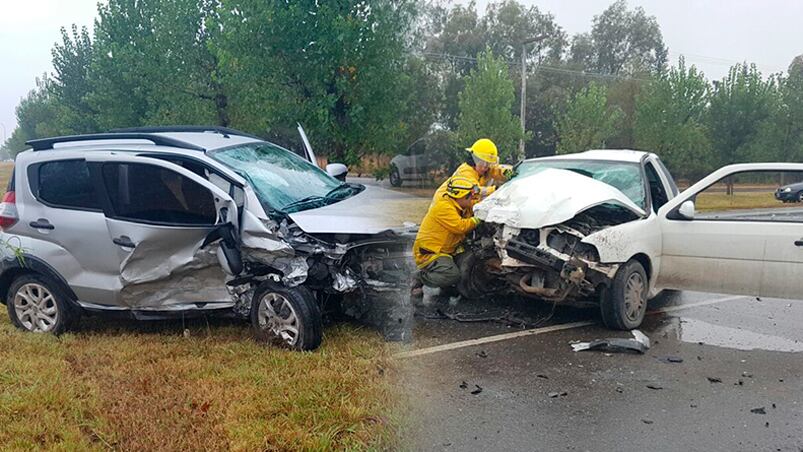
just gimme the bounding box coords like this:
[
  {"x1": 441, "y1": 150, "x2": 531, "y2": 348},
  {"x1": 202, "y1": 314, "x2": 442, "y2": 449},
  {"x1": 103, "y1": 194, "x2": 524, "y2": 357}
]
[
  {"x1": 0, "y1": 161, "x2": 399, "y2": 450},
  {"x1": 695, "y1": 191, "x2": 794, "y2": 212},
  {"x1": 0, "y1": 314, "x2": 399, "y2": 450}
]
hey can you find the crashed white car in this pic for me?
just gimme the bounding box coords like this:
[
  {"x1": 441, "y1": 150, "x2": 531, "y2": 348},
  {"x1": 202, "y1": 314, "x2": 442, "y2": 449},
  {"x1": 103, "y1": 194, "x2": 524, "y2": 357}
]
[{"x1": 467, "y1": 150, "x2": 803, "y2": 330}]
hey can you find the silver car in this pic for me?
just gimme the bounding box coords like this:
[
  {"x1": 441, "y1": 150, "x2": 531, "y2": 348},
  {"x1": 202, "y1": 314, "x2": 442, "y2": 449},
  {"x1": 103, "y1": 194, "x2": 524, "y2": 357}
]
[{"x1": 0, "y1": 126, "x2": 411, "y2": 350}]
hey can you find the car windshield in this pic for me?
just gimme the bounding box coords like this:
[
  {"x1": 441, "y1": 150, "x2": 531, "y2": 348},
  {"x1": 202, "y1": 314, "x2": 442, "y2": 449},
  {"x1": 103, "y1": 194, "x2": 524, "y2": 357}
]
[
  {"x1": 210, "y1": 142, "x2": 355, "y2": 213},
  {"x1": 517, "y1": 159, "x2": 646, "y2": 208}
]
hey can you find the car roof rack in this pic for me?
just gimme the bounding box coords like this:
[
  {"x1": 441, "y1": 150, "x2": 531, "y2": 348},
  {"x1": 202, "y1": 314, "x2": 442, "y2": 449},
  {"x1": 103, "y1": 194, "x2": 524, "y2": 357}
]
[
  {"x1": 110, "y1": 125, "x2": 263, "y2": 140},
  {"x1": 26, "y1": 133, "x2": 207, "y2": 152}
]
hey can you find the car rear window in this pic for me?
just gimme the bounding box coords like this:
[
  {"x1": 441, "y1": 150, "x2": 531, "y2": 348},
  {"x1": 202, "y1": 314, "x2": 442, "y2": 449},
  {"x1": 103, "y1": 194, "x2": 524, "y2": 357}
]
[{"x1": 38, "y1": 160, "x2": 101, "y2": 210}]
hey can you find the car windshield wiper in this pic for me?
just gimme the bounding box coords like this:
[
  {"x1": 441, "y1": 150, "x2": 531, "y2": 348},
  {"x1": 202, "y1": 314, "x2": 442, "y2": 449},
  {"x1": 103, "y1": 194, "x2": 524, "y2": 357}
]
[
  {"x1": 325, "y1": 183, "x2": 357, "y2": 199},
  {"x1": 280, "y1": 195, "x2": 327, "y2": 213}
]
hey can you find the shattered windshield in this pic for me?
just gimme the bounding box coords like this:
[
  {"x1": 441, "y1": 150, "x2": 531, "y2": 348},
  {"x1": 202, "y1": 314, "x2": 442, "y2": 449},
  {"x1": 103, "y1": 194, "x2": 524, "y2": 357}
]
[
  {"x1": 517, "y1": 159, "x2": 646, "y2": 208},
  {"x1": 210, "y1": 142, "x2": 360, "y2": 214}
]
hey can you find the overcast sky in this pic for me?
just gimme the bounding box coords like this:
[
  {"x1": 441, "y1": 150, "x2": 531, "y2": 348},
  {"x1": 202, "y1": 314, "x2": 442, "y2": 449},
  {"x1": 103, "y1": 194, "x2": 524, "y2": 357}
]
[{"x1": 1, "y1": 0, "x2": 802, "y2": 137}]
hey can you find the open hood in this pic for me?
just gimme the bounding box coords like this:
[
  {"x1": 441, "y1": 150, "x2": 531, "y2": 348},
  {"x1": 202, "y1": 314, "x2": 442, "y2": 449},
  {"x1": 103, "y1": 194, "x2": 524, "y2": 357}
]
[
  {"x1": 288, "y1": 185, "x2": 410, "y2": 234},
  {"x1": 474, "y1": 168, "x2": 646, "y2": 229}
]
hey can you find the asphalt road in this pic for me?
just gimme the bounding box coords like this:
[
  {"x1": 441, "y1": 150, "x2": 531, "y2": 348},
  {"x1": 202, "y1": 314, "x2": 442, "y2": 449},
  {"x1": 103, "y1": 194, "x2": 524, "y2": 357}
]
[{"x1": 397, "y1": 291, "x2": 803, "y2": 451}]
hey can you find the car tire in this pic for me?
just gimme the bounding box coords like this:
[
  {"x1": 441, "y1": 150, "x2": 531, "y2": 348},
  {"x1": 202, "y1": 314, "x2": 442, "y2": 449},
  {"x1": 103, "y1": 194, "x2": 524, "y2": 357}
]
[
  {"x1": 389, "y1": 165, "x2": 402, "y2": 187},
  {"x1": 251, "y1": 282, "x2": 322, "y2": 351},
  {"x1": 6, "y1": 273, "x2": 78, "y2": 335},
  {"x1": 600, "y1": 260, "x2": 648, "y2": 330},
  {"x1": 797, "y1": 191, "x2": 803, "y2": 203}
]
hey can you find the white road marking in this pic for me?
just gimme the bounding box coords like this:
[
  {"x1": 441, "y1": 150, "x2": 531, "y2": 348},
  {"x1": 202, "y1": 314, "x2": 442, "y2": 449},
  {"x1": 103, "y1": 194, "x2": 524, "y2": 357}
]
[{"x1": 394, "y1": 295, "x2": 751, "y2": 359}]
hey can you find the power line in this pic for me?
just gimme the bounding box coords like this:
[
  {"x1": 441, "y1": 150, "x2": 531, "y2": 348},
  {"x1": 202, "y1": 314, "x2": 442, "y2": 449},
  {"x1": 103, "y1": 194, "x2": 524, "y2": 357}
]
[{"x1": 418, "y1": 51, "x2": 653, "y2": 83}]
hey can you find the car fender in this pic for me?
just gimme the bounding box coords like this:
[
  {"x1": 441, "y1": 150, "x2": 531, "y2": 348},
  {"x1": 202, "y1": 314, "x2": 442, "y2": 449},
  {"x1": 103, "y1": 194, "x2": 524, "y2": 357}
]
[
  {"x1": 582, "y1": 213, "x2": 662, "y2": 292},
  {"x1": 0, "y1": 254, "x2": 80, "y2": 307}
]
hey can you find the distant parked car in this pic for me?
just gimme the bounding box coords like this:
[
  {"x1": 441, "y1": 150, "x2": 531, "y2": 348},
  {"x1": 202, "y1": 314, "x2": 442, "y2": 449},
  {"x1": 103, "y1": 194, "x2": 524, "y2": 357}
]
[
  {"x1": 775, "y1": 181, "x2": 803, "y2": 202},
  {"x1": 389, "y1": 132, "x2": 450, "y2": 187}
]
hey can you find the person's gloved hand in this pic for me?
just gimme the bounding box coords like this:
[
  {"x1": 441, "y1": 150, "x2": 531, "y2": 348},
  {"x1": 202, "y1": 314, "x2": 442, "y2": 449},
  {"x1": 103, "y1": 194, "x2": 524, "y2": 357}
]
[
  {"x1": 500, "y1": 164, "x2": 515, "y2": 179},
  {"x1": 471, "y1": 216, "x2": 482, "y2": 226}
]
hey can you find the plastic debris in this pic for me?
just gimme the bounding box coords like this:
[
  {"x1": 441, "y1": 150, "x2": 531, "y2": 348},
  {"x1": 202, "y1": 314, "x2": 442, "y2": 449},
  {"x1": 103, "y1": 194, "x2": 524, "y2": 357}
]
[
  {"x1": 750, "y1": 407, "x2": 767, "y2": 415},
  {"x1": 570, "y1": 330, "x2": 650, "y2": 354},
  {"x1": 470, "y1": 385, "x2": 483, "y2": 395},
  {"x1": 707, "y1": 377, "x2": 722, "y2": 383}
]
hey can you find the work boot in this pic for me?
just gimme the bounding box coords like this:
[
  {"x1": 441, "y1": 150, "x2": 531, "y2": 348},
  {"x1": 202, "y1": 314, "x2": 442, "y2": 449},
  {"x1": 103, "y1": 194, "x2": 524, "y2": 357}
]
[{"x1": 421, "y1": 286, "x2": 441, "y2": 307}]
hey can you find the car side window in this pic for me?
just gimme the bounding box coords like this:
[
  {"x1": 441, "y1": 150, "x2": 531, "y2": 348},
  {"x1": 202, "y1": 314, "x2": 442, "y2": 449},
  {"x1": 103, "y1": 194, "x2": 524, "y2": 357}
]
[
  {"x1": 645, "y1": 162, "x2": 669, "y2": 213},
  {"x1": 693, "y1": 170, "x2": 803, "y2": 222},
  {"x1": 37, "y1": 159, "x2": 101, "y2": 210},
  {"x1": 102, "y1": 163, "x2": 217, "y2": 226}
]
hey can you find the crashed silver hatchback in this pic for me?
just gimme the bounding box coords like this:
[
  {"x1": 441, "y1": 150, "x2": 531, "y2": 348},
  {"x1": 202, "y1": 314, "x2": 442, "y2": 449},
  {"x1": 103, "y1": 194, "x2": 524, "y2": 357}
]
[{"x1": 0, "y1": 126, "x2": 412, "y2": 350}]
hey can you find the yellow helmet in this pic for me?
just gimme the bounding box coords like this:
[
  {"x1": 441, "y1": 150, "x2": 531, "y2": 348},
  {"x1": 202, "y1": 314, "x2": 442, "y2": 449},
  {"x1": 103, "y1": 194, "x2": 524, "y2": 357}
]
[
  {"x1": 466, "y1": 138, "x2": 499, "y2": 164},
  {"x1": 445, "y1": 176, "x2": 479, "y2": 199}
]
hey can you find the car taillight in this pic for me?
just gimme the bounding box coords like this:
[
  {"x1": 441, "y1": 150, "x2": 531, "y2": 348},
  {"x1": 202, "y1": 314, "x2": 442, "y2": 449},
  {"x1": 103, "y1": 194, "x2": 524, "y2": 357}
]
[{"x1": 0, "y1": 191, "x2": 18, "y2": 230}]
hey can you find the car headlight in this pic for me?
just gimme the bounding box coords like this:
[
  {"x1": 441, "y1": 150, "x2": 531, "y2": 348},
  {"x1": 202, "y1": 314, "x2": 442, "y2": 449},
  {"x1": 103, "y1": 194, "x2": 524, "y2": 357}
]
[{"x1": 783, "y1": 187, "x2": 792, "y2": 193}]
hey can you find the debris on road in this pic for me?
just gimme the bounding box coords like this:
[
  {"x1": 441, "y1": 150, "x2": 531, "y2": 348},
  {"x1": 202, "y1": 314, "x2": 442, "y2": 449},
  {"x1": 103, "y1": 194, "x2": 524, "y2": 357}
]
[
  {"x1": 646, "y1": 383, "x2": 663, "y2": 390},
  {"x1": 641, "y1": 419, "x2": 654, "y2": 425},
  {"x1": 536, "y1": 374, "x2": 549, "y2": 380},
  {"x1": 570, "y1": 330, "x2": 650, "y2": 354},
  {"x1": 471, "y1": 385, "x2": 483, "y2": 395},
  {"x1": 548, "y1": 391, "x2": 568, "y2": 398},
  {"x1": 707, "y1": 377, "x2": 723, "y2": 383},
  {"x1": 659, "y1": 356, "x2": 684, "y2": 363},
  {"x1": 476, "y1": 350, "x2": 488, "y2": 358},
  {"x1": 750, "y1": 407, "x2": 767, "y2": 415},
  {"x1": 459, "y1": 381, "x2": 468, "y2": 389}
]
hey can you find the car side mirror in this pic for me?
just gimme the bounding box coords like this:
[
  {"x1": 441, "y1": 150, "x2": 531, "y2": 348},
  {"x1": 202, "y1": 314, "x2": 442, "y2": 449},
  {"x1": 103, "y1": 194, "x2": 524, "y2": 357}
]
[
  {"x1": 677, "y1": 200, "x2": 695, "y2": 220},
  {"x1": 326, "y1": 163, "x2": 348, "y2": 182}
]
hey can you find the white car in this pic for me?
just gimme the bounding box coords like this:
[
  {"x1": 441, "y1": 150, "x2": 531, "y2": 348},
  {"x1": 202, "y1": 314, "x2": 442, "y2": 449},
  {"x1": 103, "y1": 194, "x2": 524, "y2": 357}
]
[{"x1": 465, "y1": 149, "x2": 803, "y2": 330}]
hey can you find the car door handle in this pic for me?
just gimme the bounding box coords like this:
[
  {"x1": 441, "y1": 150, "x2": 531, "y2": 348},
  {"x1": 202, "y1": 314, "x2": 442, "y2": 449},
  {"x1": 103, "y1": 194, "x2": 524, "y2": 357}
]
[
  {"x1": 795, "y1": 240, "x2": 803, "y2": 247},
  {"x1": 29, "y1": 219, "x2": 54, "y2": 230},
  {"x1": 112, "y1": 236, "x2": 136, "y2": 248}
]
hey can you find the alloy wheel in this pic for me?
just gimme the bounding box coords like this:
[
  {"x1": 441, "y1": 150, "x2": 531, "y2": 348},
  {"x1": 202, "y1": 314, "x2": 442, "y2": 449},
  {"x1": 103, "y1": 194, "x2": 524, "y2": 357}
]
[
  {"x1": 14, "y1": 283, "x2": 59, "y2": 332},
  {"x1": 257, "y1": 292, "x2": 300, "y2": 346}
]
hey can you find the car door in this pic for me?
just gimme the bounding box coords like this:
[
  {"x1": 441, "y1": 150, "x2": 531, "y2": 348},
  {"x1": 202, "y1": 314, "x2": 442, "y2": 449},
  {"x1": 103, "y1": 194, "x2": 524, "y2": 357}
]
[
  {"x1": 85, "y1": 153, "x2": 241, "y2": 310},
  {"x1": 656, "y1": 163, "x2": 803, "y2": 298},
  {"x1": 21, "y1": 157, "x2": 123, "y2": 305}
]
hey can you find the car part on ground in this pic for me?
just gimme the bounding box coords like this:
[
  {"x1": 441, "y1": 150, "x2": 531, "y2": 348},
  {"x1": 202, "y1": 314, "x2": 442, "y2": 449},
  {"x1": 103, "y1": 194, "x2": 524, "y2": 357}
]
[{"x1": 570, "y1": 329, "x2": 650, "y2": 353}]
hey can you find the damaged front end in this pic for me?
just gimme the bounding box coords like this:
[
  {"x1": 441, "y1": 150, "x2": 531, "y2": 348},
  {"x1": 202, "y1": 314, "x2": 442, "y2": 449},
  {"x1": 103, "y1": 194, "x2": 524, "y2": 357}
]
[{"x1": 466, "y1": 168, "x2": 645, "y2": 305}]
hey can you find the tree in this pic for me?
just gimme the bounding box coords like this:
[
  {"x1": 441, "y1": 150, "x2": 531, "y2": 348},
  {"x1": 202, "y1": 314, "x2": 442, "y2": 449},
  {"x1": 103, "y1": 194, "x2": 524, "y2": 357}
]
[
  {"x1": 555, "y1": 82, "x2": 622, "y2": 154},
  {"x1": 456, "y1": 50, "x2": 527, "y2": 163},
  {"x1": 569, "y1": 0, "x2": 667, "y2": 75},
  {"x1": 216, "y1": 0, "x2": 419, "y2": 165},
  {"x1": 634, "y1": 57, "x2": 713, "y2": 179},
  {"x1": 3, "y1": 76, "x2": 62, "y2": 156},
  {"x1": 50, "y1": 24, "x2": 98, "y2": 134},
  {"x1": 708, "y1": 63, "x2": 777, "y2": 167}
]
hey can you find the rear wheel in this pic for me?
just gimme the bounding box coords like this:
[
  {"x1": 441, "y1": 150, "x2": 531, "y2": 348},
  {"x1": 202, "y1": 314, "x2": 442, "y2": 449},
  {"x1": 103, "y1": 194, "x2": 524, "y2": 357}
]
[
  {"x1": 389, "y1": 165, "x2": 402, "y2": 187},
  {"x1": 251, "y1": 283, "x2": 322, "y2": 351},
  {"x1": 7, "y1": 274, "x2": 77, "y2": 334},
  {"x1": 600, "y1": 260, "x2": 648, "y2": 330},
  {"x1": 797, "y1": 191, "x2": 803, "y2": 202}
]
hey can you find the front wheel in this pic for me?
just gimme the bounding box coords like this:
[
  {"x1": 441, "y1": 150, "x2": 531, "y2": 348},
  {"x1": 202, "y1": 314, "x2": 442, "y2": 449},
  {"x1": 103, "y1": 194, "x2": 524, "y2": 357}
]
[
  {"x1": 600, "y1": 260, "x2": 648, "y2": 330},
  {"x1": 389, "y1": 165, "x2": 402, "y2": 187},
  {"x1": 7, "y1": 274, "x2": 78, "y2": 334},
  {"x1": 251, "y1": 283, "x2": 322, "y2": 351},
  {"x1": 797, "y1": 191, "x2": 803, "y2": 203}
]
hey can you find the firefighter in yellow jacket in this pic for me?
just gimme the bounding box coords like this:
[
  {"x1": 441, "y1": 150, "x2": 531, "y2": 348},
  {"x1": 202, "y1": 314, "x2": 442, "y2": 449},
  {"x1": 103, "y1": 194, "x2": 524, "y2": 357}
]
[
  {"x1": 433, "y1": 138, "x2": 513, "y2": 204},
  {"x1": 413, "y1": 176, "x2": 481, "y2": 290}
]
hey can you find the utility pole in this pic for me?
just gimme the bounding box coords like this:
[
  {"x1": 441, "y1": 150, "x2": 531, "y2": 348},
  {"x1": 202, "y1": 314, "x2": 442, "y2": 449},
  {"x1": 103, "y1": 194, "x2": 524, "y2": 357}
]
[{"x1": 519, "y1": 35, "x2": 546, "y2": 161}]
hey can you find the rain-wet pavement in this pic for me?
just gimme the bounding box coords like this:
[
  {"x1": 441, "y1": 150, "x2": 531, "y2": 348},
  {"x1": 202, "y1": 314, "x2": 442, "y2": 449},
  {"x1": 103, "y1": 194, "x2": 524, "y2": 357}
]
[{"x1": 398, "y1": 291, "x2": 803, "y2": 451}]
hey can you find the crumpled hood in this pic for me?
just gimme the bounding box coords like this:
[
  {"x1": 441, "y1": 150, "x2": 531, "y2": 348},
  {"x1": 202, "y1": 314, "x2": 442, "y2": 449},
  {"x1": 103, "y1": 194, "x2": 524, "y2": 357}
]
[
  {"x1": 474, "y1": 168, "x2": 646, "y2": 229},
  {"x1": 289, "y1": 185, "x2": 410, "y2": 234}
]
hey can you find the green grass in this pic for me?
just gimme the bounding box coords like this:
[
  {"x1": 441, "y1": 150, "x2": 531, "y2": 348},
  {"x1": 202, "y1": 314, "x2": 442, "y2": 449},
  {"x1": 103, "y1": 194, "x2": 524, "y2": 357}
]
[{"x1": 695, "y1": 191, "x2": 794, "y2": 212}]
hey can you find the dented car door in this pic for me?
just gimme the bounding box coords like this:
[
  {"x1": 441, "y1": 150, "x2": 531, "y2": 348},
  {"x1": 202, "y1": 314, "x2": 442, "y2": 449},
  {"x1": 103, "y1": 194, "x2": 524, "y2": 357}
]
[{"x1": 85, "y1": 153, "x2": 240, "y2": 310}]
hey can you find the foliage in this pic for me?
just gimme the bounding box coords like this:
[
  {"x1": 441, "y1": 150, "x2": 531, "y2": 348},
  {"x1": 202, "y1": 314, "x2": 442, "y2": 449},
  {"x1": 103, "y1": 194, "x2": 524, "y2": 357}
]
[
  {"x1": 456, "y1": 50, "x2": 527, "y2": 163},
  {"x1": 569, "y1": 0, "x2": 668, "y2": 75},
  {"x1": 555, "y1": 83, "x2": 622, "y2": 154},
  {"x1": 634, "y1": 57, "x2": 713, "y2": 179}
]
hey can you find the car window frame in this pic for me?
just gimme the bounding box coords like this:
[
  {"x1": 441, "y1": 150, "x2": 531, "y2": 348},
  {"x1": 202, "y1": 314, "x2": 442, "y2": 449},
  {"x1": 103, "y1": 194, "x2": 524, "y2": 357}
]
[
  {"x1": 92, "y1": 161, "x2": 220, "y2": 228},
  {"x1": 667, "y1": 169, "x2": 803, "y2": 223},
  {"x1": 27, "y1": 158, "x2": 104, "y2": 213}
]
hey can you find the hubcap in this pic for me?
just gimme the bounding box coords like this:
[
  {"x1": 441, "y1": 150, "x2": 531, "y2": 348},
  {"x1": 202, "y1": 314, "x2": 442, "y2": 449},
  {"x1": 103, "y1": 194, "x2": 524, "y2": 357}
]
[
  {"x1": 623, "y1": 272, "x2": 646, "y2": 321},
  {"x1": 14, "y1": 283, "x2": 58, "y2": 332},
  {"x1": 256, "y1": 293, "x2": 300, "y2": 346}
]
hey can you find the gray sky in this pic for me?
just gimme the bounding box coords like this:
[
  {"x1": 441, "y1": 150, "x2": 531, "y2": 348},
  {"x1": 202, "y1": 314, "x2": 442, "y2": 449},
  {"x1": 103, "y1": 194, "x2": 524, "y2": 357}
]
[{"x1": 1, "y1": 0, "x2": 802, "y2": 137}]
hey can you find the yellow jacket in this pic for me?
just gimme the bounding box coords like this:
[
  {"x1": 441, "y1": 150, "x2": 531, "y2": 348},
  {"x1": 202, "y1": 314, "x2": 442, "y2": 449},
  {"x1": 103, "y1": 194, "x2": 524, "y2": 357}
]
[
  {"x1": 433, "y1": 163, "x2": 510, "y2": 205},
  {"x1": 413, "y1": 194, "x2": 479, "y2": 268}
]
